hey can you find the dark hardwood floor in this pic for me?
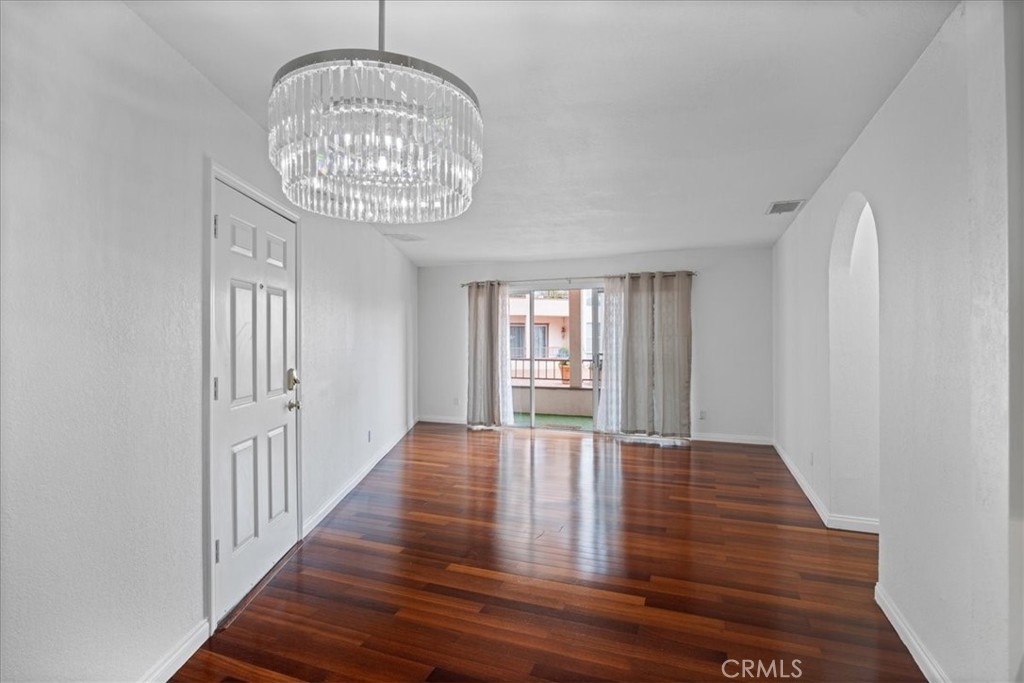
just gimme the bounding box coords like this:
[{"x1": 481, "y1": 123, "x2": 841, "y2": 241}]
[{"x1": 173, "y1": 423, "x2": 923, "y2": 682}]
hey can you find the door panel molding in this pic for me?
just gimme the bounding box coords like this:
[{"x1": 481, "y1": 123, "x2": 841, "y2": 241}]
[{"x1": 203, "y1": 159, "x2": 302, "y2": 636}]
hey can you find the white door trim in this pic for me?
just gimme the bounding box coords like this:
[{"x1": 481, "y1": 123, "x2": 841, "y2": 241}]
[{"x1": 203, "y1": 159, "x2": 303, "y2": 635}]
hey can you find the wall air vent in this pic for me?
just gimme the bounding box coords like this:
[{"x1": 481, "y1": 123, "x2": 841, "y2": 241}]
[
  {"x1": 766, "y1": 199, "x2": 805, "y2": 215},
  {"x1": 383, "y1": 233, "x2": 425, "y2": 242}
]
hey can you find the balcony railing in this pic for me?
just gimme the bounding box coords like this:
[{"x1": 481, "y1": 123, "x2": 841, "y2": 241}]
[
  {"x1": 510, "y1": 346, "x2": 565, "y2": 360},
  {"x1": 510, "y1": 357, "x2": 597, "y2": 385}
]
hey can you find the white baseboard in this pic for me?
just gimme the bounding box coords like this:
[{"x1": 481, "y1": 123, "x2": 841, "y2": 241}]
[
  {"x1": 875, "y1": 583, "x2": 949, "y2": 683},
  {"x1": 773, "y1": 442, "x2": 830, "y2": 526},
  {"x1": 416, "y1": 415, "x2": 466, "y2": 425},
  {"x1": 140, "y1": 618, "x2": 209, "y2": 683},
  {"x1": 828, "y1": 513, "x2": 879, "y2": 533},
  {"x1": 690, "y1": 432, "x2": 773, "y2": 445},
  {"x1": 301, "y1": 426, "x2": 410, "y2": 536},
  {"x1": 773, "y1": 443, "x2": 879, "y2": 534}
]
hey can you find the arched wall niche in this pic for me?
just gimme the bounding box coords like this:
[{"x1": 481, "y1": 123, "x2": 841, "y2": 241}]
[{"x1": 828, "y1": 192, "x2": 880, "y2": 530}]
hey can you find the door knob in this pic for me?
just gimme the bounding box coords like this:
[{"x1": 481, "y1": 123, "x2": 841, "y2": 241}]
[
  {"x1": 287, "y1": 368, "x2": 300, "y2": 390},
  {"x1": 287, "y1": 400, "x2": 302, "y2": 412}
]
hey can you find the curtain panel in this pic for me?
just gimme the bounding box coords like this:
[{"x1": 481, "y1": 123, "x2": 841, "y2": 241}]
[
  {"x1": 597, "y1": 271, "x2": 692, "y2": 437},
  {"x1": 466, "y1": 281, "x2": 513, "y2": 427},
  {"x1": 595, "y1": 277, "x2": 624, "y2": 433}
]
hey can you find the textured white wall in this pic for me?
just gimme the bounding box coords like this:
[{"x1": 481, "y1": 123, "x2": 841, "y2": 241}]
[
  {"x1": 418, "y1": 247, "x2": 773, "y2": 443},
  {"x1": 773, "y1": 3, "x2": 1019, "y2": 680},
  {"x1": 299, "y1": 221, "x2": 418, "y2": 530},
  {"x1": 0, "y1": 2, "x2": 416, "y2": 680}
]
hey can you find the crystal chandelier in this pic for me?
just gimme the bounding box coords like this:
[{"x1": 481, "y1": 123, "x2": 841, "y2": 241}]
[{"x1": 268, "y1": 1, "x2": 482, "y2": 224}]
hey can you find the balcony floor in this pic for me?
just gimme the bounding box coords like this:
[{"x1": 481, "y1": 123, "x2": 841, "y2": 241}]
[
  {"x1": 513, "y1": 413, "x2": 594, "y2": 431},
  {"x1": 512, "y1": 380, "x2": 593, "y2": 389}
]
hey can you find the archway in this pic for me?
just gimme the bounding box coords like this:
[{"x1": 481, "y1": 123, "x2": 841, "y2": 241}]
[{"x1": 828, "y1": 193, "x2": 880, "y2": 529}]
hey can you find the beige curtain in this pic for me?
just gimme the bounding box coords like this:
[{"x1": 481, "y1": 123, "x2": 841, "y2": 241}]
[
  {"x1": 594, "y1": 277, "x2": 624, "y2": 433},
  {"x1": 620, "y1": 272, "x2": 692, "y2": 437},
  {"x1": 466, "y1": 281, "x2": 513, "y2": 427}
]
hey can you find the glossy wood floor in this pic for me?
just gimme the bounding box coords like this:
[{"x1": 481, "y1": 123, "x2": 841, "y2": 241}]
[{"x1": 174, "y1": 424, "x2": 923, "y2": 682}]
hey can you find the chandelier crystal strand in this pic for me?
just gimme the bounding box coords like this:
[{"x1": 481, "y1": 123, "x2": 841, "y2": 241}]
[{"x1": 268, "y1": 51, "x2": 482, "y2": 224}]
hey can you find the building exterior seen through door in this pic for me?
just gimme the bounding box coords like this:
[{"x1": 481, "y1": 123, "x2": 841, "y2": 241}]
[{"x1": 509, "y1": 287, "x2": 603, "y2": 431}]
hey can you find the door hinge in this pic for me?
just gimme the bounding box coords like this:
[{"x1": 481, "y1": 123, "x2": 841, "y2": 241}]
[
  {"x1": 213, "y1": 377, "x2": 219, "y2": 400},
  {"x1": 213, "y1": 214, "x2": 219, "y2": 238},
  {"x1": 214, "y1": 539, "x2": 220, "y2": 564}
]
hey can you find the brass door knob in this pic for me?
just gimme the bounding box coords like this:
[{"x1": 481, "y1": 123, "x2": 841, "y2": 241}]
[{"x1": 287, "y1": 400, "x2": 302, "y2": 412}]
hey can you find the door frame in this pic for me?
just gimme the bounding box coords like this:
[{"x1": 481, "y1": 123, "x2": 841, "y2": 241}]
[{"x1": 202, "y1": 159, "x2": 303, "y2": 635}]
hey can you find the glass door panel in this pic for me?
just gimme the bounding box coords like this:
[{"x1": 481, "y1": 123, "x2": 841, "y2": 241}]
[{"x1": 508, "y1": 286, "x2": 601, "y2": 432}]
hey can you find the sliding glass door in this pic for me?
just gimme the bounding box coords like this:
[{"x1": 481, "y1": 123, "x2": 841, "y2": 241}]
[{"x1": 509, "y1": 286, "x2": 602, "y2": 431}]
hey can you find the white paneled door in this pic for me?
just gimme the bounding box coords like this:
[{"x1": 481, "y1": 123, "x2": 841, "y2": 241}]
[{"x1": 211, "y1": 179, "x2": 299, "y2": 623}]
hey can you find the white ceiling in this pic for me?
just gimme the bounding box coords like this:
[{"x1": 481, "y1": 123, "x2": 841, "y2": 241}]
[{"x1": 126, "y1": 0, "x2": 955, "y2": 266}]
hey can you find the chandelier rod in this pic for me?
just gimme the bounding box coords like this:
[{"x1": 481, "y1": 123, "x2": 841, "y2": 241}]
[{"x1": 379, "y1": 0, "x2": 385, "y2": 52}]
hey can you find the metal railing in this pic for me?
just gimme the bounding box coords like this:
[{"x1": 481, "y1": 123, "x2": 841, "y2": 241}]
[
  {"x1": 510, "y1": 346, "x2": 566, "y2": 360},
  {"x1": 510, "y1": 358, "x2": 597, "y2": 384}
]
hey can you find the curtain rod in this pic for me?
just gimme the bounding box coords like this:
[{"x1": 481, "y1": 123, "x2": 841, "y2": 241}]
[{"x1": 460, "y1": 272, "x2": 697, "y2": 288}]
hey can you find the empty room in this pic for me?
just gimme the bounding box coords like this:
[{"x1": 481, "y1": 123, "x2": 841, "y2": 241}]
[{"x1": 0, "y1": 1, "x2": 1021, "y2": 682}]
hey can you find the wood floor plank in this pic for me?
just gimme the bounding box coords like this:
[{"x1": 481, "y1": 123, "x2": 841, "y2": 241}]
[{"x1": 172, "y1": 424, "x2": 923, "y2": 682}]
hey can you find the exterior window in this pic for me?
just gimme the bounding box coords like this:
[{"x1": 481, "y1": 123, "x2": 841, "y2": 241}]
[
  {"x1": 510, "y1": 323, "x2": 550, "y2": 359},
  {"x1": 510, "y1": 324, "x2": 526, "y2": 359},
  {"x1": 533, "y1": 324, "x2": 549, "y2": 358}
]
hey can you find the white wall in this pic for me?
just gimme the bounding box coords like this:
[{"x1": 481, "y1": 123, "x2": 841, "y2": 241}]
[
  {"x1": 418, "y1": 247, "x2": 773, "y2": 443},
  {"x1": 0, "y1": 2, "x2": 416, "y2": 680},
  {"x1": 300, "y1": 220, "x2": 417, "y2": 533},
  {"x1": 773, "y1": 2, "x2": 1020, "y2": 680}
]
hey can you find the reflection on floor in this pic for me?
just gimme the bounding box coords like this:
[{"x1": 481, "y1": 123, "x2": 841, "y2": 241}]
[
  {"x1": 513, "y1": 412, "x2": 594, "y2": 431},
  {"x1": 173, "y1": 423, "x2": 923, "y2": 682}
]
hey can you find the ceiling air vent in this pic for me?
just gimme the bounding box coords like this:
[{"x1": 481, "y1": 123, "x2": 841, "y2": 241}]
[
  {"x1": 766, "y1": 199, "x2": 805, "y2": 215},
  {"x1": 384, "y1": 233, "x2": 425, "y2": 242}
]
